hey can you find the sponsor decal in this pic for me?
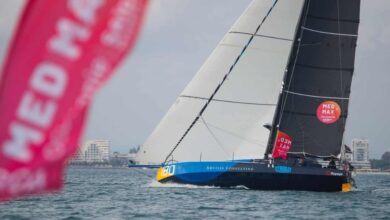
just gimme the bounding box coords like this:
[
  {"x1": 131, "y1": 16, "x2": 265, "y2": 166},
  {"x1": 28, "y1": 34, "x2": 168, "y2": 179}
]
[
  {"x1": 156, "y1": 165, "x2": 175, "y2": 181},
  {"x1": 163, "y1": 165, "x2": 176, "y2": 176},
  {"x1": 325, "y1": 170, "x2": 343, "y2": 176},
  {"x1": 275, "y1": 166, "x2": 292, "y2": 173},
  {"x1": 316, "y1": 101, "x2": 341, "y2": 124},
  {"x1": 330, "y1": 172, "x2": 343, "y2": 176},
  {"x1": 0, "y1": 0, "x2": 148, "y2": 200},
  {"x1": 272, "y1": 131, "x2": 292, "y2": 160}
]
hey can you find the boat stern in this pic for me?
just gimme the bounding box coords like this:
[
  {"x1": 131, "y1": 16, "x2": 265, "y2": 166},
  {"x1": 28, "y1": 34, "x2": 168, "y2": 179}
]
[{"x1": 341, "y1": 182, "x2": 352, "y2": 192}]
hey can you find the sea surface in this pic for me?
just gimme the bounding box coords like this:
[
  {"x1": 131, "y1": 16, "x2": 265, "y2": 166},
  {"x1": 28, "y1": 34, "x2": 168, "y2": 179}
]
[{"x1": 0, "y1": 168, "x2": 389, "y2": 220}]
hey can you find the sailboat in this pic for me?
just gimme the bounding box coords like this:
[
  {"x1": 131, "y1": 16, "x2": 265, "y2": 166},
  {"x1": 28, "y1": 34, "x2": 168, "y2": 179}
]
[{"x1": 136, "y1": 0, "x2": 360, "y2": 192}]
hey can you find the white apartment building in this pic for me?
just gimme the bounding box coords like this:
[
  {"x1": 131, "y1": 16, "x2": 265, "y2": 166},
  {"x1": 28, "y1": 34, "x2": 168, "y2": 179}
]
[
  {"x1": 71, "y1": 140, "x2": 110, "y2": 163},
  {"x1": 351, "y1": 138, "x2": 371, "y2": 170}
]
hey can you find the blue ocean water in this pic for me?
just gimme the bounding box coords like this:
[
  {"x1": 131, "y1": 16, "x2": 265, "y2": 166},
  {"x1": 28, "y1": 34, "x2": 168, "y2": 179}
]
[{"x1": 0, "y1": 168, "x2": 389, "y2": 219}]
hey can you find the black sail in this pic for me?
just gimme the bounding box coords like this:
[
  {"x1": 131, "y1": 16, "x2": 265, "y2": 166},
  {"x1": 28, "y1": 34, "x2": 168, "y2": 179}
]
[{"x1": 267, "y1": 0, "x2": 361, "y2": 157}]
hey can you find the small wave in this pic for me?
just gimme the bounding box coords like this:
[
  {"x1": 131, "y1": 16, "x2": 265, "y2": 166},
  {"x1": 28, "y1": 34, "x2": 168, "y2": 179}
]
[
  {"x1": 231, "y1": 185, "x2": 250, "y2": 190},
  {"x1": 147, "y1": 180, "x2": 250, "y2": 190},
  {"x1": 197, "y1": 206, "x2": 224, "y2": 210},
  {"x1": 348, "y1": 185, "x2": 364, "y2": 192},
  {"x1": 372, "y1": 188, "x2": 390, "y2": 194}
]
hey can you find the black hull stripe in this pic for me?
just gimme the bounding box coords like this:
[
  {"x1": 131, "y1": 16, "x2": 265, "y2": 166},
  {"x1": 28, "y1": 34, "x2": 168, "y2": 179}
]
[{"x1": 162, "y1": 162, "x2": 349, "y2": 192}]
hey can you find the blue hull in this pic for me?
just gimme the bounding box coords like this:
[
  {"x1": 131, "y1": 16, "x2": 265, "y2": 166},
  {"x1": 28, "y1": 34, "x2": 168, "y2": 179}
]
[{"x1": 156, "y1": 160, "x2": 351, "y2": 192}]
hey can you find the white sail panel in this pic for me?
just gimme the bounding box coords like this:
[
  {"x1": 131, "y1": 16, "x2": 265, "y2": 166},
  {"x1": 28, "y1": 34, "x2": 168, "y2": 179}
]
[
  {"x1": 179, "y1": 34, "x2": 250, "y2": 98},
  {"x1": 213, "y1": 37, "x2": 295, "y2": 103},
  {"x1": 229, "y1": 0, "x2": 276, "y2": 34},
  {"x1": 137, "y1": 0, "x2": 305, "y2": 164},
  {"x1": 173, "y1": 103, "x2": 274, "y2": 162},
  {"x1": 136, "y1": 98, "x2": 206, "y2": 164}
]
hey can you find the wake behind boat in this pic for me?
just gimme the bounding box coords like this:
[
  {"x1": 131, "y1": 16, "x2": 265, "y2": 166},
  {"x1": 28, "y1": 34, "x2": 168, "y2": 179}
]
[{"x1": 136, "y1": 0, "x2": 361, "y2": 192}]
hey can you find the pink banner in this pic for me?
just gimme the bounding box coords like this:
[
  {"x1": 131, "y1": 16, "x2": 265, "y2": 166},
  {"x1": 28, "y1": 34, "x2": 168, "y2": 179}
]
[
  {"x1": 272, "y1": 130, "x2": 292, "y2": 160},
  {"x1": 0, "y1": 0, "x2": 148, "y2": 200}
]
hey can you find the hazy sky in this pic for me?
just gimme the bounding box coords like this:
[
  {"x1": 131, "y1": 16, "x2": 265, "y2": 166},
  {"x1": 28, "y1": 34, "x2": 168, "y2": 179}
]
[{"x1": 0, "y1": 1, "x2": 389, "y2": 158}]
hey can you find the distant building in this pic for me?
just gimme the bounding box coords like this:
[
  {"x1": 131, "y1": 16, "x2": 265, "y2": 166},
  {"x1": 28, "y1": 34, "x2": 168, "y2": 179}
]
[
  {"x1": 344, "y1": 151, "x2": 353, "y2": 162},
  {"x1": 85, "y1": 140, "x2": 110, "y2": 162},
  {"x1": 70, "y1": 140, "x2": 110, "y2": 163},
  {"x1": 351, "y1": 139, "x2": 371, "y2": 170},
  {"x1": 109, "y1": 152, "x2": 133, "y2": 167},
  {"x1": 71, "y1": 145, "x2": 87, "y2": 163}
]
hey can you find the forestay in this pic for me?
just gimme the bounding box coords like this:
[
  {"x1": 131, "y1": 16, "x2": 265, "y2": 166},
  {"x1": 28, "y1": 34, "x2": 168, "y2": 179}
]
[{"x1": 137, "y1": 0, "x2": 305, "y2": 164}]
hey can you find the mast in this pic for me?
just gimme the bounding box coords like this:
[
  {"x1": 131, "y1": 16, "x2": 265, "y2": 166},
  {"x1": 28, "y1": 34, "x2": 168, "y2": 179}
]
[
  {"x1": 265, "y1": 0, "x2": 309, "y2": 158},
  {"x1": 266, "y1": 0, "x2": 361, "y2": 158}
]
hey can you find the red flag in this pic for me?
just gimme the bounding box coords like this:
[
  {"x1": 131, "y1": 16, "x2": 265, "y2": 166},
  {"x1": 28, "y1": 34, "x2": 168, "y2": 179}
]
[
  {"x1": 0, "y1": 0, "x2": 148, "y2": 200},
  {"x1": 272, "y1": 130, "x2": 292, "y2": 160}
]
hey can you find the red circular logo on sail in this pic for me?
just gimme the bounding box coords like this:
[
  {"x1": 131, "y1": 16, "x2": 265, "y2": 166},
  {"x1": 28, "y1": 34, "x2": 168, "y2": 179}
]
[{"x1": 316, "y1": 101, "x2": 341, "y2": 124}]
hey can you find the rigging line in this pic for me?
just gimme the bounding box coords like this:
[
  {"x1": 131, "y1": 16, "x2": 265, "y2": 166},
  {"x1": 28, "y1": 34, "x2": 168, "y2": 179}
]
[
  {"x1": 203, "y1": 121, "x2": 268, "y2": 147},
  {"x1": 307, "y1": 14, "x2": 360, "y2": 24},
  {"x1": 295, "y1": 112, "x2": 306, "y2": 153},
  {"x1": 284, "y1": 90, "x2": 350, "y2": 100},
  {"x1": 283, "y1": 110, "x2": 347, "y2": 118},
  {"x1": 277, "y1": 0, "x2": 311, "y2": 126},
  {"x1": 162, "y1": 0, "x2": 281, "y2": 164},
  {"x1": 228, "y1": 31, "x2": 293, "y2": 41},
  {"x1": 301, "y1": 26, "x2": 358, "y2": 37},
  {"x1": 336, "y1": 0, "x2": 353, "y2": 149},
  {"x1": 337, "y1": 0, "x2": 347, "y2": 125},
  {"x1": 295, "y1": 63, "x2": 354, "y2": 71},
  {"x1": 287, "y1": 151, "x2": 338, "y2": 158},
  {"x1": 298, "y1": 42, "x2": 322, "y2": 47},
  {"x1": 264, "y1": 1, "x2": 308, "y2": 157},
  {"x1": 180, "y1": 95, "x2": 277, "y2": 106},
  {"x1": 200, "y1": 116, "x2": 230, "y2": 157}
]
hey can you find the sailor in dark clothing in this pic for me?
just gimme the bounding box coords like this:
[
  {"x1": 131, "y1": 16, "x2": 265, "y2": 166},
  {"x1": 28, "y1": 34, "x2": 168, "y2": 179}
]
[
  {"x1": 328, "y1": 159, "x2": 336, "y2": 169},
  {"x1": 297, "y1": 157, "x2": 307, "y2": 166}
]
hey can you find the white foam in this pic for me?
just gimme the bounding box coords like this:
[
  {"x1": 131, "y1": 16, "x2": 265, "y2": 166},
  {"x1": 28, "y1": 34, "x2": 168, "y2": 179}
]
[
  {"x1": 233, "y1": 185, "x2": 250, "y2": 190},
  {"x1": 372, "y1": 188, "x2": 390, "y2": 194},
  {"x1": 147, "y1": 180, "x2": 249, "y2": 190},
  {"x1": 147, "y1": 180, "x2": 219, "y2": 189}
]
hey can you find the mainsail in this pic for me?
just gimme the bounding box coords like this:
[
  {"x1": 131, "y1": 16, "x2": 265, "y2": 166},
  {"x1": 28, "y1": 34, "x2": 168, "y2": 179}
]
[
  {"x1": 137, "y1": 0, "x2": 305, "y2": 164},
  {"x1": 266, "y1": 0, "x2": 361, "y2": 158}
]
